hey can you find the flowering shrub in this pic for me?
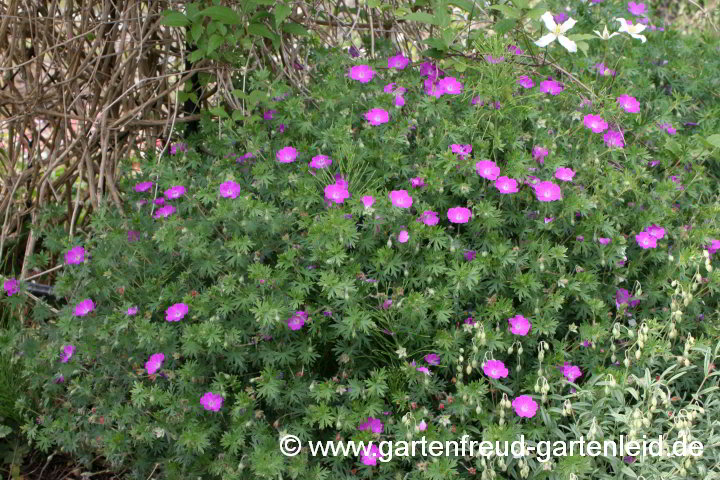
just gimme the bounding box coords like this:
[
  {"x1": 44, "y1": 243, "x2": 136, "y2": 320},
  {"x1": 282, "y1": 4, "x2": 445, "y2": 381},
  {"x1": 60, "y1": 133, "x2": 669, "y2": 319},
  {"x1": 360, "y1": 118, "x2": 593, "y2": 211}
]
[{"x1": 2, "y1": 2, "x2": 720, "y2": 479}]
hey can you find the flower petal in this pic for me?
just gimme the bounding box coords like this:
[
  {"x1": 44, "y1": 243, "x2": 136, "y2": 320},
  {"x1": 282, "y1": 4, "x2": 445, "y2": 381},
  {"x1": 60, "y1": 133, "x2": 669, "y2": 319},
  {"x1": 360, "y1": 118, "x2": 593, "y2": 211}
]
[
  {"x1": 534, "y1": 33, "x2": 557, "y2": 48},
  {"x1": 558, "y1": 35, "x2": 577, "y2": 52},
  {"x1": 630, "y1": 33, "x2": 647, "y2": 43},
  {"x1": 540, "y1": 12, "x2": 557, "y2": 32},
  {"x1": 559, "y1": 17, "x2": 577, "y2": 33}
]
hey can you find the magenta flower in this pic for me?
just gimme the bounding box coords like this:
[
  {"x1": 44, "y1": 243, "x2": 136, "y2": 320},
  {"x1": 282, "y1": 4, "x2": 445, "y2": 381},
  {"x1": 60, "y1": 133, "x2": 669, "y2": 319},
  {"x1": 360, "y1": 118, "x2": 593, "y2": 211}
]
[
  {"x1": 594, "y1": 63, "x2": 616, "y2": 77},
  {"x1": 416, "y1": 366, "x2": 431, "y2": 375},
  {"x1": 263, "y1": 109, "x2": 277, "y2": 120},
  {"x1": 424, "y1": 353, "x2": 440, "y2": 365},
  {"x1": 419, "y1": 62, "x2": 441, "y2": 79},
  {"x1": 495, "y1": 176, "x2": 518, "y2": 194},
  {"x1": 324, "y1": 183, "x2": 350, "y2": 204},
  {"x1": 616, "y1": 288, "x2": 640, "y2": 308},
  {"x1": 706, "y1": 239, "x2": 720, "y2": 258},
  {"x1": 334, "y1": 174, "x2": 348, "y2": 189},
  {"x1": 476, "y1": 160, "x2": 500, "y2": 180},
  {"x1": 561, "y1": 362, "x2": 583, "y2": 382},
  {"x1": 134, "y1": 181, "x2": 153, "y2": 192},
  {"x1": 388, "y1": 190, "x2": 413, "y2": 208},
  {"x1": 417, "y1": 210, "x2": 439, "y2": 226},
  {"x1": 437, "y1": 76, "x2": 464, "y2": 95},
  {"x1": 276, "y1": 146, "x2": 297, "y2": 163},
  {"x1": 394, "y1": 95, "x2": 405, "y2": 107},
  {"x1": 388, "y1": 53, "x2": 409, "y2": 69},
  {"x1": 508, "y1": 314, "x2": 531, "y2": 335},
  {"x1": 447, "y1": 207, "x2": 472, "y2": 224},
  {"x1": 200, "y1": 392, "x2": 224, "y2": 412},
  {"x1": 65, "y1": 246, "x2": 85, "y2": 264},
  {"x1": 365, "y1": 108, "x2": 389, "y2": 126},
  {"x1": 484, "y1": 54, "x2": 505, "y2": 64},
  {"x1": 127, "y1": 306, "x2": 138, "y2": 316},
  {"x1": 410, "y1": 177, "x2": 426, "y2": 188},
  {"x1": 627, "y1": 1, "x2": 646, "y2": 15},
  {"x1": 544, "y1": 217, "x2": 554, "y2": 223},
  {"x1": 358, "y1": 416, "x2": 384, "y2": 434},
  {"x1": 658, "y1": 123, "x2": 677, "y2": 135},
  {"x1": 598, "y1": 238, "x2": 612, "y2": 245},
  {"x1": 361, "y1": 196, "x2": 375, "y2": 209},
  {"x1": 127, "y1": 230, "x2": 141, "y2": 242},
  {"x1": 512, "y1": 395, "x2": 538, "y2": 418},
  {"x1": 309, "y1": 155, "x2": 332, "y2": 169},
  {"x1": 145, "y1": 353, "x2": 165, "y2": 375},
  {"x1": 384, "y1": 82, "x2": 397, "y2": 93},
  {"x1": 165, "y1": 302, "x2": 188, "y2": 322},
  {"x1": 154, "y1": 197, "x2": 165, "y2": 205},
  {"x1": 635, "y1": 231, "x2": 657, "y2": 249},
  {"x1": 382, "y1": 299, "x2": 392, "y2": 310},
  {"x1": 604, "y1": 130, "x2": 625, "y2": 148},
  {"x1": 60, "y1": 344, "x2": 76, "y2": 363},
  {"x1": 219, "y1": 181, "x2": 241, "y2": 199},
  {"x1": 584, "y1": 114, "x2": 608, "y2": 133},
  {"x1": 164, "y1": 185, "x2": 186, "y2": 200},
  {"x1": 451, "y1": 144, "x2": 472, "y2": 157},
  {"x1": 397, "y1": 230, "x2": 410, "y2": 243},
  {"x1": 417, "y1": 420, "x2": 427, "y2": 431},
  {"x1": 534, "y1": 181, "x2": 563, "y2": 202},
  {"x1": 532, "y1": 146, "x2": 549, "y2": 164},
  {"x1": 483, "y1": 359, "x2": 509, "y2": 379},
  {"x1": 153, "y1": 205, "x2": 176, "y2": 218},
  {"x1": 553, "y1": 12, "x2": 569, "y2": 23},
  {"x1": 617, "y1": 94, "x2": 640, "y2": 113},
  {"x1": 464, "y1": 250, "x2": 476, "y2": 261},
  {"x1": 539, "y1": 80, "x2": 564, "y2": 95},
  {"x1": 508, "y1": 45, "x2": 524, "y2": 54},
  {"x1": 287, "y1": 311, "x2": 306, "y2": 330},
  {"x1": 348, "y1": 64, "x2": 375, "y2": 83},
  {"x1": 554, "y1": 167, "x2": 575, "y2": 182},
  {"x1": 471, "y1": 96, "x2": 484, "y2": 106},
  {"x1": 73, "y1": 299, "x2": 95, "y2": 317},
  {"x1": 4, "y1": 278, "x2": 18, "y2": 296},
  {"x1": 360, "y1": 444, "x2": 383, "y2": 466},
  {"x1": 517, "y1": 75, "x2": 535, "y2": 89},
  {"x1": 645, "y1": 224, "x2": 665, "y2": 239}
]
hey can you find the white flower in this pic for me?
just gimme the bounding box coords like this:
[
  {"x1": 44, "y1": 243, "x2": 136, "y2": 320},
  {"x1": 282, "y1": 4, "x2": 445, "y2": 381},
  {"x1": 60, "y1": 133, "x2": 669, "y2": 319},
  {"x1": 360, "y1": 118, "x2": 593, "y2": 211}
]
[
  {"x1": 593, "y1": 25, "x2": 620, "y2": 40},
  {"x1": 535, "y1": 11, "x2": 577, "y2": 52},
  {"x1": 616, "y1": 18, "x2": 647, "y2": 43}
]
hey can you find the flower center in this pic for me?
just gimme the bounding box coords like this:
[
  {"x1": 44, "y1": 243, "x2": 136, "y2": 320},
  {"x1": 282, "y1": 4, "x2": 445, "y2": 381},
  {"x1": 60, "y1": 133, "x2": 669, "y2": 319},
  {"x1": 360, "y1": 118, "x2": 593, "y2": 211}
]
[{"x1": 554, "y1": 25, "x2": 563, "y2": 35}]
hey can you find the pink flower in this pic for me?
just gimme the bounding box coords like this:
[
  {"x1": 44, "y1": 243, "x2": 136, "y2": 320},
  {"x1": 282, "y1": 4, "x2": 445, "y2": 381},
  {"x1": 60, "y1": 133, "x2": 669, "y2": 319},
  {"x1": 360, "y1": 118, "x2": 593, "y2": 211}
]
[
  {"x1": 451, "y1": 144, "x2": 472, "y2": 157},
  {"x1": 495, "y1": 176, "x2": 518, "y2": 194},
  {"x1": 561, "y1": 362, "x2": 583, "y2": 382},
  {"x1": 484, "y1": 54, "x2": 505, "y2": 64},
  {"x1": 410, "y1": 177, "x2": 425, "y2": 188},
  {"x1": 424, "y1": 79, "x2": 443, "y2": 98},
  {"x1": 394, "y1": 95, "x2": 405, "y2": 107},
  {"x1": 276, "y1": 146, "x2": 298, "y2": 163},
  {"x1": 263, "y1": 109, "x2": 277, "y2": 120},
  {"x1": 658, "y1": 123, "x2": 677, "y2": 135},
  {"x1": 309, "y1": 154, "x2": 332, "y2": 169},
  {"x1": 437, "y1": 76, "x2": 464, "y2": 95},
  {"x1": 532, "y1": 146, "x2": 549, "y2": 164},
  {"x1": 512, "y1": 395, "x2": 538, "y2": 418},
  {"x1": 418, "y1": 210, "x2": 439, "y2": 226},
  {"x1": 616, "y1": 94, "x2": 640, "y2": 113},
  {"x1": 397, "y1": 230, "x2": 410, "y2": 243},
  {"x1": 447, "y1": 207, "x2": 472, "y2": 224},
  {"x1": 145, "y1": 353, "x2": 165, "y2": 375},
  {"x1": 153, "y1": 205, "x2": 176, "y2": 218},
  {"x1": 127, "y1": 306, "x2": 138, "y2": 316},
  {"x1": 539, "y1": 79, "x2": 564, "y2": 95},
  {"x1": 200, "y1": 392, "x2": 224, "y2": 411},
  {"x1": 417, "y1": 420, "x2": 428, "y2": 431},
  {"x1": 165, "y1": 302, "x2": 188, "y2": 322},
  {"x1": 60, "y1": 345, "x2": 76, "y2": 363},
  {"x1": 706, "y1": 239, "x2": 720, "y2": 258},
  {"x1": 134, "y1": 181, "x2": 153, "y2": 192},
  {"x1": 508, "y1": 45, "x2": 524, "y2": 55},
  {"x1": 645, "y1": 224, "x2": 665, "y2": 239},
  {"x1": 383, "y1": 82, "x2": 397, "y2": 93},
  {"x1": 483, "y1": 359, "x2": 509, "y2": 379},
  {"x1": 598, "y1": 238, "x2": 612, "y2": 245},
  {"x1": 508, "y1": 314, "x2": 531, "y2": 335},
  {"x1": 534, "y1": 181, "x2": 563, "y2": 202},
  {"x1": 425, "y1": 353, "x2": 441, "y2": 365},
  {"x1": 554, "y1": 167, "x2": 575, "y2": 182},
  {"x1": 361, "y1": 195, "x2": 375, "y2": 208},
  {"x1": 604, "y1": 130, "x2": 625, "y2": 148},
  {"x1": 358, "y1": 416, "x2": 384, "y2": 433},
  {"x1": 416, "y1": 366, "x2": 431, "y2": 375},
  {"x1": 287, "y1": 311, "x2": 307, "y2": 330},
  {"x1": 627, "y1": 1, "x2": 646, "y2": 15},
  {"x1": 388, "y1": 190, "x2": 413, "y2": 208},
  {"x1": 388, "y1": 53, "x2": 409, "y2": 70},
  {"x1": 583, "y1": 114, "x2": 608, "y2": 133},
  {"x1": 517, "y1": 75, "x2": 535, "y2": 89},
  {"x1": 365, "y1": 108, "x2": 389, "y2": 126},
  {"x1": 544, "y1": 217, "x2": 554, "y2": 223},
  {"x1": 476, "y1": 160, "x2": 500, "y2": 180},
  {"x1": 164, "y1": 185, "x2": 186, "y2": 200},
  {"x1": 324, "y1": 183, "x2": 350, "y2": 204},
  {"x1": 74, "y1": 298, "x2": 95, "y2": 317},
  {"x1": 360, "y1": 444, "x2": 383, "y2": 466},
  {"x1": 65, "y1": 246, "x2": 85, "y2": 264},
  {"x1": 635, "y1": 231, "x2": 657, "y2": 249},
  {"x1": 219, "y1": 181, "x2": 241, "y2": 199},
  {"x1": 348, "y1": 64, "x2": 375, "y2": 83}
]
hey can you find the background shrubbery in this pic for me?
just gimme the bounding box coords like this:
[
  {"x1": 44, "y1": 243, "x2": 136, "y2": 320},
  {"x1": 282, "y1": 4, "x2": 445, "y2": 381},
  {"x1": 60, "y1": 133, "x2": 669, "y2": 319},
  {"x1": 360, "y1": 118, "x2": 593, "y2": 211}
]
[{"x1": 2, "y1": 0, "x2": 720, "y2": 479}]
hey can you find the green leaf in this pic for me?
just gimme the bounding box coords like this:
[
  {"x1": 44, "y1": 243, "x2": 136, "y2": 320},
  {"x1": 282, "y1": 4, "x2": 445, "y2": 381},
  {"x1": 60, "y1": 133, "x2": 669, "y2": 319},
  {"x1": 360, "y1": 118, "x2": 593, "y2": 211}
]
[
  {"x1": 489, "y1": 4, "x2": 521, "y2": 19},
  {"x1": 274, "y1": 4, "x2": 292, "y2": 28},
  {"x1": 200, "y1": 6, "x2": 242, "y2": 25},
  {"x1": 187, "y1": 48, "x2": 205, "y2": 63},
  {"x1": 494, "y1": 18, "x2": 517, "y2": 35},
  {"x1": 403, "y1": 11, "x2": 440, "y2": 25},
  {"x1": 207, "y1": 34, "x2": 224, "y2": 54},
  {"x1": 568, "y1": 34, "x2": 598, "y2": 41},
  {"x1": 448, "y1": 0, "x2": 476, "y2": 13},
  {"x1": 190, "y1": 22, "x2": 204, "y2": 43},
  {"x1": 525, "y1": 6, "x2": 546, "y2": 19},
  {"x1": 576, "y1": 41, "x2": 589, "y2": 56},
  {"x1": 161, "y1": 11, "x2": 190, "y2": 27},
  {"x1": 282, "y1": 22, "x2": 310, "y2": 36},
  {"x1": 511, "y1": 0, "x2": 529, "y2": 8},
  {"x1": 706, "y1": 134, "x2": 720, "y2": 148},
  {"x1": 249, "y1": 23, "x2": 280, "y2": 48},
  {"x1": 209, "y1": 106, "x2": 229, "y2": 118}
]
